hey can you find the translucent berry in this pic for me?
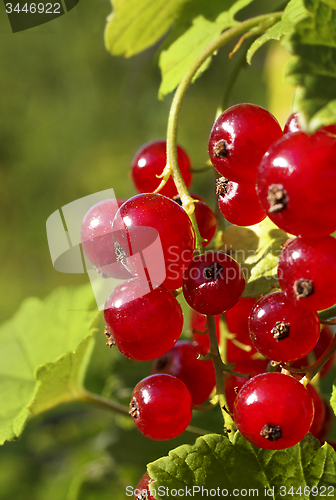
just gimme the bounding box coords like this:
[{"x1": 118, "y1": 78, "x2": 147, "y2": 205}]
[
  {"x1": 112, "y1": 193, "x2": 195, "y2": 290},
  {"x1": 152, "y1": 340, "x2": 216, "y2": 405},
  {"x1": 104, "y1": 278, "x2": 183, "y2": 361},
  {"x1": 131, "y1": 140, "x2": 192, "y2": 198},
  {"x1": 216, "y1": 177, "x2": 266, "y2": 226},
  {"x1": 208, "y1": 104, "x2": 282, "y2": 183},
  {"x1": 80, "y1": 199, "x2": 130, "y2": 278},
  {"x1": 130, "y1": 374, "x2": 192, "y2": 440},
  {"x1": 248, "y1": 292, "x2": 320, "y2": 362},
  {"x1": 257, "y1": 130, "x2": 336, "y2": 238},
  {"x1": 233, "y1": 372, "x2": 314, "y2": 449},
  {"x1": 183, "y1": 251, "x2": 245, "y2": 315}
]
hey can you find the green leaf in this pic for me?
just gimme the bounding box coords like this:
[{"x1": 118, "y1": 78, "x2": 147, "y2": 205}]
[
  {"x1": 283, "y1": 0, "x2": 336, "y2": 131},
  {"x1": 0, "y1": 285, "x2": 98, "y2": 445},
  {"x1": 158, "y1": 1, "x2": 254, "y2": 98},
  {"x1": 220, "y1": 218, "x2": 288, "y2": 298},
  {"x1": 104, "y1": 0, "x2": 191, "y2": 57},
  {"x1": 148, "y1": 433, "x2": 336, "y2": 499},
  {"x1": 247, "y1": 0, "x2": 309, "y2": 64}
]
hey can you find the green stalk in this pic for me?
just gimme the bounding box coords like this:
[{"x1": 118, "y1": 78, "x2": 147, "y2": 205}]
[
  {"x1": 156, "y1": 11, "x2": 282, "y2": 252},
  {"x1": 207, "y1": 315, "x2": 235, "y2": 440}
]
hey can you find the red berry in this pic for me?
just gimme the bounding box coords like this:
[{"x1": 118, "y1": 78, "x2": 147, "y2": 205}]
[
  {"x1": 216, "y1": 177, "x2": 266, "y2": 226},
  {"x1": 208, "y1": 104, "x2": 282, "y2": 183},
  {"x1": 129, "y1": 374, "x2": 192, "y2": 440},
  {"x1": 284, "y1": 112, "x2": 336, "y2": 136},
  {"x1": 174, "y1": 194, "x2": 217, "y2": 247},
  {"x1": 278, "y1": 236, "x2": 336, "y2": 312},
  {"x1": 248, "y1": 292, "x2": 320, "y2": 362},
  {"x1": 80, "y1": 199, "x2": 131, "y2": 279},
  {"x1": 104, "y1": 278, "x2": 183, "y2": 361},
  {"x1": 307, "y1": 384, "x2": 326, "y2": 438},
  {"x1": 224, "y1": 358, "x2": 268, "y2": 413},
  {"x1": 292, "y1": 325, "x2": 336, "y2": 378},
  {"x1": 112, "y1": 193, "x2": 195, "y2": 290},
  {"x1": 190, "y1": 311, "x2": 220, "y2": 355},
  {"x1": 131, "y1": 140, "x2": 192, "y2": 198},
  {"x1": 317, "y1": 400, "x2": 334, "y2": 442},
  {"x1": 134, "y1": 472, "x2": 155, "y2": 500},
  {"x1": 256, "y1": 130, "x2": 336, "y2": 238},
  {"x1": 225, "y1": 298, "x2": 260, "y2": 363},
  {"x1": 233, "y1": 372, "x2": 314, "y2": 449},
  {"x1": 182, "y1": 252, "x2": 245, "y2": 315},
  {"x1": 152, "y1": 340, "x2": 216, "y2": 405}
]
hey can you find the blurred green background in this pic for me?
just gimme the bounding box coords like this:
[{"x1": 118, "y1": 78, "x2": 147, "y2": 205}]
[{"x1": 2, "y1": 0, "x2": 331, "y2": 499}]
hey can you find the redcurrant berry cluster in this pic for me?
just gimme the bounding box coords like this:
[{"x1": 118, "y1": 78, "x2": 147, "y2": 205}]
[{"x1": 80, "y1": 103, "x2": 336, "y2": 456}]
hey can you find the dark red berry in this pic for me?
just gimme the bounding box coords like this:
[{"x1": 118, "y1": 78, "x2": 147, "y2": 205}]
[
  {"x1": 248, "y1": 292, "x2": 320, "y2": 362},
  {"x1": 316, "y1": 400, "x2": 334, "y2": 442},
  {"x1": 104, "y1": 278, "x2": 183, "y2": 361},
  {"x1": 134, "y1": 472, "x2": 155, "y2": 500},
  {"x1": 216, "y1": 177, "x2": 266, "y2": 226},
  {"x1": 190, "y1": 311, "x2": 220, "y2": 355},
  {"x1": 112, "y1": 193, "x2": 195, "y2": 290},
  {"x1": 152, "y1": 340, "x2": 216, "y2": 405},
  {"x1": 174, "y1": 194, "x2": 217, "y2": 247},
  {"x1": 278, "y1": 236, "x2": 336, "y2": 312},
  {"x1": 292, "y1": 325, "x2": 335, "y2": 378},
  {"x1": 183, "y1": 252, "x2": 245, "y2": 315},
  {"x1": 233, "y1": 372, "x2": 314, "y2": 449},
  {"x1": 307, "y1": 384, "x2": 326, "y2": 438},
  {"x1": 225, "y1": 298, "x2": 260, "y2": 363},
  {"x1": 257, "y1": 130, "x2": 336, "y2": 238},
  {"x1": 284, "y1": 112, "x2": 336, "y2": 136},
  {"x1": 130, "y1": 374, "x2": 192, "y2": 440},
  {"x1": 224, "y1": 358, "x2": 268, "y2": 413},
  {"x1": 81, "y1": 199, "x2": 131, "y2": 279},
  {"x1": 209, "y1": 104, "x2": 282, "y2": 183},
  {"x1": 131, "y1": 140, "x2": 192, "y2": 198}
]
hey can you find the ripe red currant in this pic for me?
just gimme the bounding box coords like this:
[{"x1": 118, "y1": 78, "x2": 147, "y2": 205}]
[
  {"x1": 151, "y1": 340, "x2": 216, "y2": 405},
  {"x1": 190, "y1": 311, "x2": 220, "y2": 355},
  {"x1": 225, "y1": 297, "x2": 259, "y2": 363},
  {"x1": 112, "y1": 193, "x2": 195, "y2": 290},
  {"x1": 256, "y1": 130, "x2": 336, "y2": 238},
  {"x1": 216, "y1": 177, "x2": 266, "y2": 226},
  {"x1": 278, "y1": 236, "x2": 336, "y2": 312},
  {"x1": 248, "y1": 292, "x2": 320, "y2": 362},
  {"x1": 182, "y1": 251, "x2": 245, "y2": 315},
  {"x1": 173, "y1": 194, "x2": 217, "y2": 247},
  {"x1": 208, "y1": 104, "x2": 282, "y2": 183},
  {"x1": 233, "y1": 372, "x2": 314, "y2": 449},
  {"x1": 307, "y1": 384, "x2": 326, "y2": 438},
  {"x1": 224, "y1": 358, "x2": 268, "y2": 413},
  {"x1": 284, "y1": 112, "x2": 336, "y2": 136},
  {"x1": 104, "y1": 278, "x2": 183, "y2": 361},
  {"x1": 292, "y1": 325, "x2": 335, "y2": 378},
  {"x1": 80, "y1": 199, "x2": 130, "y2": 278},
  {"x1": 131, "y1": 140, "x2": 192, "y2": 198},
  {"x1": 129, "y1": 374, "x2": 192, "y2": 440},
  {"x1": 134, "y1": 472, "x2": 155, "y2": 500}
]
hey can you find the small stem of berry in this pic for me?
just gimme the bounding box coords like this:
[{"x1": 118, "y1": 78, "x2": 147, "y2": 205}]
[
  {"x1": 159, "y1": 11, "x2": 282, "y2": 253},
  {"x1": 79, "y1": 389, "x2": 132, "y2": 416},
  {"x1": 207, "y1": 315, "x2": 235, "y2": 438},
  {"x1": 300, "y1": 333, "x2": 336, "y2": 386},
  {"x1": 318, "y1": 306, "x2": 336, "y2": 321}
]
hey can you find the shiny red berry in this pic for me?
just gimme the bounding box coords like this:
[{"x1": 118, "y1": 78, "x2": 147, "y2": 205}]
[
  {"x1": 278, "y1": 236, "x2": 336, "y2": 312},
  {"x1": 257, "y1": 130, "x2": 336, "y2": 238},
  {"x1": 104, "y1": 278, "x2": 183, "y2": 361},
  {"x1": 174, "y1": 194, "x2": 217, "y2": 247},
  {"x1": 129, "y1": 374, "x2": 192, "y2": 440},
  {"x1": 134, "y1": 472, "x2": 155, "y2": 500},
  {"x1": 112, "y1": 193, "x2": 195, "y2": 290},
  {"x1": 208, "y1": 104, "x2": 282, "y2": 183},
  {"x1": 216, "y1": 177, "x2": 266, "y2": 226},
  {"x1": 248, "y1": 292, "x2": 320, "y2": 362},
  {"x1": 131, "y1": 140, "x2": 192, "y2": 198},
  {"x1": 233, "y1": 372, "x2": 314, "y2": 449},
  {"x1": 152, "y1": 340, "x2": 216, "y2": 405},
  {"x1": 182, "y1": 252, "x2": 245, "y2": 315},
  {"x1": 80, "y1": 199, "x2": 130, "y2": 278}
]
